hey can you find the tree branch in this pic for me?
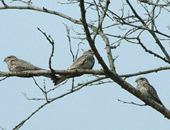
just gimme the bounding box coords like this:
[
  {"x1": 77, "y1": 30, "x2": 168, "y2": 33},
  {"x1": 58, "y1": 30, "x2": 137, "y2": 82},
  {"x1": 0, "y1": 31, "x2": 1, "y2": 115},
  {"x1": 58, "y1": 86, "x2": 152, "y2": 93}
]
[
  {"x1": 126, "y1": 0, "x2": 170, "y2": 62},
  {"x1": 12, "y1": 76, "x2": 103, "y2": 130},
  {"x1": 80, "y1": 0, "x2": 170, "y2": 119},
  {"x1": 37, "y1": 27, "x2": 55, "y2": 71},
  {"x1": 137, "y1": 37, "x2": 169, "y2": 63},
  {"x1": 118, "y1": 99, "x2": 146, "y2": 106},
  {"x1": 79, "y1": 0, "x2": 111, "y2": 74},
  {"x1": 1, "y1": 66, "x2": 170, "y2": 79}
]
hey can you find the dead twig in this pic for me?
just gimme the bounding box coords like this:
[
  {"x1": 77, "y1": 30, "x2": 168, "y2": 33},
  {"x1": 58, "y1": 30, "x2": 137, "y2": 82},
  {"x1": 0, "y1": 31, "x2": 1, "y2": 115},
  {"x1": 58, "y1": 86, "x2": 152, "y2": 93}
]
[
  {"x1": 0, "y1": 76, "x2": 8, "y2": 82},
  {"x1": 118, "y1": 99, "x2": 146, "y2": 106},
  {"x1": 37, "y1": 27, "x2": 55, "y2": 72},
  {"x1": 32, "y1": 77, "x2": 49, "y2": 102}
]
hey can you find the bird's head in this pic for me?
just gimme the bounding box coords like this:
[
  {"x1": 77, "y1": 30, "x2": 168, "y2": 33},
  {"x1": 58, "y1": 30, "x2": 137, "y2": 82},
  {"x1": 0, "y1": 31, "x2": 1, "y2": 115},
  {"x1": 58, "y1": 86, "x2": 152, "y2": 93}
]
[
  {"x1": 135, "y1": 77, "x2": 149, "y2": 84},
  {"x1": 4, "y1": 55, "x2": 18, "y2": 63},
  {"x1": 83, "y1": 49, "x2": 94, "y2": 55}
]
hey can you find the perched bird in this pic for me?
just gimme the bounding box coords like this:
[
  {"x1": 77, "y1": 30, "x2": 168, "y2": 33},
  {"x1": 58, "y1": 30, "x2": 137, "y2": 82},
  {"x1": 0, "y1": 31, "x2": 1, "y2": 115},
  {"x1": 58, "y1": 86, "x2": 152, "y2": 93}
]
[
  {"x1": 136, "y1": 77, "x2": 163, "y2": 105},
  {"x1": 52, "y1": 50, "x2": 95, "y2": 85},
  {"x1": 4, "y1": 55, "x2": 43, "y2": 72},
  {"x1": 4, "y1": 55, "x2": 50, "y2": 78}
]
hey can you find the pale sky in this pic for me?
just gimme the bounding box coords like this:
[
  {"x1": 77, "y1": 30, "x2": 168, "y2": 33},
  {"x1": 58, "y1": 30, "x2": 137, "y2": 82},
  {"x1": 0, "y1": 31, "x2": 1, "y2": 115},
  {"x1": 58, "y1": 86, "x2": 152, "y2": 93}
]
[{"x1": 0, "y1": 0, "x2": 170, "y2": 130}]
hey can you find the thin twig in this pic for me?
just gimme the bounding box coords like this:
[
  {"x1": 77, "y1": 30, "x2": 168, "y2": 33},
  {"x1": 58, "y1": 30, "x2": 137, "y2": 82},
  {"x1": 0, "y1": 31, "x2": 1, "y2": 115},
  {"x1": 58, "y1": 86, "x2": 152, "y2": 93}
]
[
  {"x1": 63, "y1": 24, "x2": 75, "y2": 61},
  {"x1": 126, "y1": 0, "x2": 170, "y2": 62},
  {"x1": 32, "y1": 77, "x2": 49, "y2": 102},
  {"x1": 47, "y1": 80, "x2": 68, "y2": 93},
  {"x1": 0, "y1": 76, "x2": 8, "y2": 81},
  {"x1": 137, "y1": 37, "x2": 169, "y2": 63},
  {"x1": 11, "y1": 0, "x2": 32, "y2": 6},
  {"x1": 22, "y1": 92, "x2": 54, "y2": 101},
  {"x1": 12, "y1": 76, "x2": 100, "y2": 130},
  {"x1": 37, "y1": 27, "x2": 55, "y2": 71},
  {"x1": 118, "y1": 99, "x2": 146, "y2": 106}
]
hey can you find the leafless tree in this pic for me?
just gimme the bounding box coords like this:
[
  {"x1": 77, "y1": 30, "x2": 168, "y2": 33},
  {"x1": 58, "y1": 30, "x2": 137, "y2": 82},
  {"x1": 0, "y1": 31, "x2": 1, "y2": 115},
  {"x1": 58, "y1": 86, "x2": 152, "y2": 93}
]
[{"x1": 0, "y1": 0, "x2": 170, "y2": 129}]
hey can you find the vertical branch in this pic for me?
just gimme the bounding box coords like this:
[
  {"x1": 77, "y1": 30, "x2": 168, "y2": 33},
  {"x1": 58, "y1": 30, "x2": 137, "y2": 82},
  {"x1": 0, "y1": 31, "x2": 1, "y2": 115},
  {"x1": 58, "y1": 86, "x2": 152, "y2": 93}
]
[
  {"x1": 48, "y1": 35, "x2": 55, "y2": 71},
  {"x1": 37, "y1": 27, "x2": 55, "y2": 73},
  {"x1": 79, "y1": 0, "x2": 111, "y2": 73},
  {"x1": 103, "y1": 0, "x2": 116, "y2": 71},
  {"x1": 63, "y1": 24, "x2": 75, "y2": 61},
  {"x1": 98, "y1": 29, "x2": 115, "y2": 71},
  {"x1": 63, "y1": 24, "x2": 76, "y2": 88},
  {"x1": 92, "y1": 0, "x2": 115, "y2": 71},
  {"x1": 151, "y1": 0, "x2": 160, "y2": 30}
]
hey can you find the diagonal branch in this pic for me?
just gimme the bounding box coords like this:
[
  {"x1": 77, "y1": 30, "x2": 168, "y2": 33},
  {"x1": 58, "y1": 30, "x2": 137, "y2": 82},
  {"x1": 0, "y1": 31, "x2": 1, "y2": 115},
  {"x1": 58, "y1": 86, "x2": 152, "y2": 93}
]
[
  {"x1": 137, "y1": 37, "x2": 169, "y2": 63},
  {"x1": 12, "y1": 76, "x2": 103, "y2": 130},
  {"x1": 79, "y1": 0, "x2": 110, "y2": 74},
  {"x1": 80, "y1": 0, "x2": 170, "y2": 119},
  {"x1": 32, "y1": 77, "x2": 49, "y2": 102},
  {"x1": 126, "y1": 0, "x2": 170, "y2": 62},
  {"x1": 92, "y1": 0, "x2": 115, "y2": 71},
  {"x1": 0, "y1": 0, "x2": 8, "y2": 7}
]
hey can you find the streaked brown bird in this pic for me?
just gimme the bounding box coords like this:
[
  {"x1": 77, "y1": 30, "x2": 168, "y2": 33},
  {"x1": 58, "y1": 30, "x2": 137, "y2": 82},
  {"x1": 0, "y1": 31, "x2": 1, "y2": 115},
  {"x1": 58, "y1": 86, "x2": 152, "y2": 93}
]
[
  {"x1": 52, "y1": 50, "x2": 95, "y2": 85},
  {"x1": 136, "y1": 77, "x2": 163, "y2": 106},
  {"x1": 4, "y1": 55, "x2": 51, "y2": 78},
  {"x1": 4, "y1": 55, "x2": 43, "y2": 72}
]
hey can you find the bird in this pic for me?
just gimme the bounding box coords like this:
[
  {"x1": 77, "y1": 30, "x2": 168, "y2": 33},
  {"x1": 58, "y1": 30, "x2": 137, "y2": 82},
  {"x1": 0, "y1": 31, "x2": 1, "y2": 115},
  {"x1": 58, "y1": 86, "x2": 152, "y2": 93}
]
[
  {"x1": 4, "y1": 55, "x2": 50, "y2": 78},
  {"x1": 135, "y1": 77, "x2": 163, "y2": 106},
  {"x1": 51, "y1": 49, "x2": 95, "y2": 85}
]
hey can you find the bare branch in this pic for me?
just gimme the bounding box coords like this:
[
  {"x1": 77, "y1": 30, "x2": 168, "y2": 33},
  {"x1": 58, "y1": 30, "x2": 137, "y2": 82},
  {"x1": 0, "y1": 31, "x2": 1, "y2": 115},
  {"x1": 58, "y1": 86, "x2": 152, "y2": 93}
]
[
  {"x1": 12, "y1": 100, "x2": 49, "y2": 130},
  {"x1": 137, "y1": 37, "x2": 170, "y2": 63},
  {"x1": 121, "y1": 66, "x2": 170, "y2": 78},
  {"x1": 80, "y1": 0, "x2": 170, "y2": 119},
  {"x1": 11, "y1": 0, "x2": 32, "y2": 6},
  {"x1": 0, "y1": 69, "x2": 104, "y2": 77},
  {"x1": 32, "y1": 77, "x2": 49, "y2": 102},
  {"x1": 79, "y1": 0, "x2": 111, "y2": 73},
  {"x1": 1, "y1": 65, "x2": 170, "y2": 79},
  {"x1": 47, "y1": 80, "x2": 68, "y2": 93},
  {"x1": 12, "y1": 76, "x2": 101, "y2": 130},
  {"x1": 22, "y1": 92, "x2": 54, "y2": 101},
  {"x1": 37, "y1": 27, "x2": 55, "y2": 71},
  {"x1": 118, "y1": 99, "x2": 146, "y2": 106},
  {"x1": 126, "y1": 0, "x2": 170, "y2": 62},
  {"x1": 138, "y1": 0, "x2": 170, "y2": 7},
  {"x1": 0, "y1": 0, "x2": 8, "y2": 7},
  {"x1": 0, "y1": 76, "x2": 8, "y2": 82},
  {"x1": 92, "y1": 0, "x2": 116, "y2": 71},
  {"x1": 63, "y1": 24, "x2": 75, "y2": 61}
]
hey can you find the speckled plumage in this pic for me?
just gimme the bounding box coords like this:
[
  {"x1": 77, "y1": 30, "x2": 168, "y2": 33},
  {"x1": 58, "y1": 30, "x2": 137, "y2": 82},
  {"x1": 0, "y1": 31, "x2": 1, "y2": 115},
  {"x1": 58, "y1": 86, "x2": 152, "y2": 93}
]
[
  {"x1": 52, "y1": 50, "x2": 95, "y2": 85},
  {"x1": 136, "y1": 77, "x2": 163, "y2": 105},
  {"x1": 4, "y1": 55, "x2": 43, "y2": 72}
]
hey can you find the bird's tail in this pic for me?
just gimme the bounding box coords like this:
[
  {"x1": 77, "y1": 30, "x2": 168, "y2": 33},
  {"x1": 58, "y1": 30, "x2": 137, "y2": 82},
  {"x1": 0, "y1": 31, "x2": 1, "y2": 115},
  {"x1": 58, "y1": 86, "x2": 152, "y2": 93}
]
[
  {"x1": 153, "y1": 97, "x2": 164, "y2": 107},
  {"x1": 51, "y1": 75, "x2": 69, "y2": 86}
]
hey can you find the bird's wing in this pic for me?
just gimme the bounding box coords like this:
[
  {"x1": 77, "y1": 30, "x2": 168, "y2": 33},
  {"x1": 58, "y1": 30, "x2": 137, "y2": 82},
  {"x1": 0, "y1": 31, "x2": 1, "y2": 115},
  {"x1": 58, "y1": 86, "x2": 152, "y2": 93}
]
[
  {"x1": 68, "y1": 55, "x2": 94, "y2": 70},
  {"x1": 144, "y1": 83, "x2": 163, "y2": 105},
  {"x1": 52, "y1": 52, "x2": 94, "y2": 86},
  {"x1": 11, "y1": 59, "x2": 42, "y2": 71}
]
